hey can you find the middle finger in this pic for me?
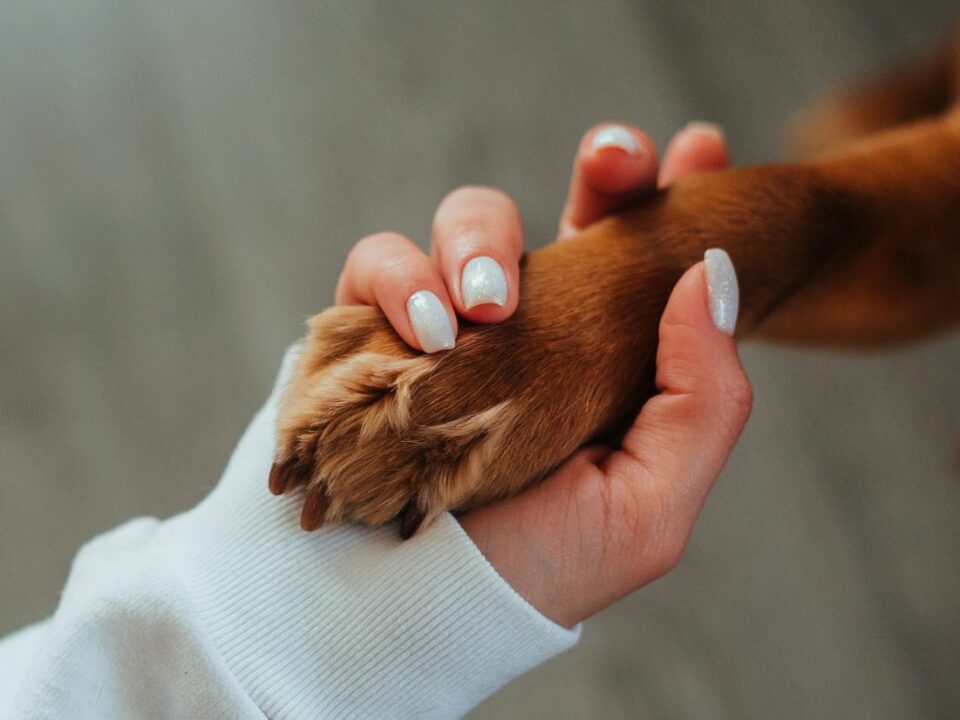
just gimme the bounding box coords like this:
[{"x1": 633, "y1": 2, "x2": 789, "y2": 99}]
[{"x1": 431, "y1": 186, "x2": 523, "y2": 324}]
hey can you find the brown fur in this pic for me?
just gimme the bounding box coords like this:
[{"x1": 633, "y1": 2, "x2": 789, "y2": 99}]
[{"x1": 271, "y1": 32, "x2": 960, "y2": 535}]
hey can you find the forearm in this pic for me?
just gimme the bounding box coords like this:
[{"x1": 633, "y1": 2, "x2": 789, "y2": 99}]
[{"x1": 2, "y1": 347, "x2": 577, "y2": 720}]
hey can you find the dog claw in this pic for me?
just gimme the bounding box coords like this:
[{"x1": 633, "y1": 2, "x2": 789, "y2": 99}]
[
  {"x1": 300, "y1": 487, "x2": 331, "y2": 531},
  {"x1": 269, "y1": 461, "x2": 295, "y2": 495},
  {"x1": 399, "y1": 503, "x2": 426, "y2": 539}
]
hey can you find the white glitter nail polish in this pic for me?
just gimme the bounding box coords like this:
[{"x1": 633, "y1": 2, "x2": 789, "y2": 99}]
[
  {"x1": 407, "y1": 290, "x2": 455, "y2": 353},
  {"x1": 591, "y1": 125, "x2": 640, "y2": 155},
  {"x1": 704, "y1": 248, "x2": 739, "y2": 336},
  {"x1": 461, "y1": 256, "x2": 508, "y2": 309}
]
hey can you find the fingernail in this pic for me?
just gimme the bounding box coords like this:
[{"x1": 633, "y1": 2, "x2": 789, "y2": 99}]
[
  {"x1": 591, "y1": 124, "x2": 640, "y2": 155},
  {"x1": 461, "y1": 256, "x2": 508, "y2": 309},
  {"x1": 684, "y1": 121, "x2": 725, "y2": 142},
  {"x1": 407, "y1": 290, "x2": 456, "y2": 353},
  {"x1": 704, "y1": 248, "x2": 739, "y2": 336}
]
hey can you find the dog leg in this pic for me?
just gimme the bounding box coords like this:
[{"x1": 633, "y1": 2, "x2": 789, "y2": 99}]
[
  {"x1": 792, "y1": 30, "x2": 960, "y2": 159},
  {"x1": 272, "y1": 111, "x2": 960, "y2": 534}
]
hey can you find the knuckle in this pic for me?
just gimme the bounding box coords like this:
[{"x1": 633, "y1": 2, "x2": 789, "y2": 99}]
[
  {"x1": 440, "y1": 186, "x2": 521, "y2": 239},
  {"x1": 631, "y1": 482, "x2": 685, "y2": 581},
  {"x1": 477, "y1": 185, "x2": 519, "y2": 212},
  {"x1": 434, "y1": 185, "x2": 524, "y2": 262},
  {"x1": 720, "y1": 370, "x2": 754, "y2": 425},
  {"x1": 346, "y1": 235, "x2": 394, "y2": 273},
  {"x1": 648, "y1": 533, "x2": 687, "y2": 581},
  {"x1": 351, "y1": 231, "x2": 410, "y2": 258},
  {"x1": 371, "y1": 253, "x2": 423, "y2": 287},
  {"x1": 444, "y1": 184, "x2": 513, "y2": 208},
  {"x1": 439, "y1": 185, "x2": 475, "y2": 206},
  {"x1": 346, "y1": 233, "x2": 431, "y2": 295}
]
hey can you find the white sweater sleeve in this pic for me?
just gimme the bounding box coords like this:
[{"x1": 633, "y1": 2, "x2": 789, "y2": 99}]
[{"x1": 1, "y1": 346, "x2": 579, "y2": 720}]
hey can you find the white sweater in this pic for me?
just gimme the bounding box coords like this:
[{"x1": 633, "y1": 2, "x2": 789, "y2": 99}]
[{"x1": 0, "y1": 347, "x2": 578, "y2": 719}]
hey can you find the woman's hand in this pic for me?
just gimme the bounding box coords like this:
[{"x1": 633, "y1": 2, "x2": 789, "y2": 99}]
[
  {"x1": 334, "y1": 121, "x2": 750, "y2": 627},
  {"x1": 333, "y1": 122, "x2": 729, "y2": 353}
]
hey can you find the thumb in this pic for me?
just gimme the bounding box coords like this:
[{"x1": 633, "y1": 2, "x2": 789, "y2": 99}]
[
  {"x1": 605, "y1": 249, "x2": 752, "y2": 530},
  {"x1": 458, "y1": 250, "x2": 753, "y2": 625}
]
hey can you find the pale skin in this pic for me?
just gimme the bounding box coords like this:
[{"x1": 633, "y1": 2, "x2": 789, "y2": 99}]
[{"x1": 334, "y1": 121, "x2": 752, "y2": 628}]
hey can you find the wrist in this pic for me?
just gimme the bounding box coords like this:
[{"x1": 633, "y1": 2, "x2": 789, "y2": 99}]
[
  {"x1": 146, "y1": 344, "x2": 580, "y2": 717},
  {"x1": 460, "y1": 503, "x2": 583, "y2": 629}
]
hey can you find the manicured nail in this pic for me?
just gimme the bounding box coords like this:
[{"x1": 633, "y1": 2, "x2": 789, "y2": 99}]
[
  {"x1": 704, "y1": 248, "x2": 739, "y2": 336},
  {"x1": 407, "y1": 290, "x2": 455, "y2": 353},
  {"x1": 684, "y1": 121, "x2": 725, "y2": 142},
  {"x1": 461, "y1": 256, "x2": 508, "y2": 309},
  {"x1": 591, "y1": 124, "x2": 640, "y2": 155}
]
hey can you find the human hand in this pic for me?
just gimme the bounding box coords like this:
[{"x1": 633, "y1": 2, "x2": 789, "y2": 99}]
[
  {"x1": 332, "y1": 121, "x2": 729, "y2": 352},
  {"x1": 459, "y1": 253, "x2": 751, "y2": 627},
  {"x1": 333, "y1": 121, "x2": 750, "y2": 627}
]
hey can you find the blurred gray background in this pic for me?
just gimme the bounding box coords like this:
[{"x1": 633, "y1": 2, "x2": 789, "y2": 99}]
[{"x1": 2, "y1": 1, "x2": 959, "y2": 718}]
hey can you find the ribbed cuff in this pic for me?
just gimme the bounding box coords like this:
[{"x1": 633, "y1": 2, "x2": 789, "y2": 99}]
[{"x1": 149, "y1": 347, "x2": 579, "y2": 719}]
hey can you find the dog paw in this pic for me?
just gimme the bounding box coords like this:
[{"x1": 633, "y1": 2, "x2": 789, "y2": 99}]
[
  {"x1": 267, "y1": 220, "x2": 694, "y2": 537},
  {"x1": 270, "y1": 305, "x2": 522, "y2": 537}
]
